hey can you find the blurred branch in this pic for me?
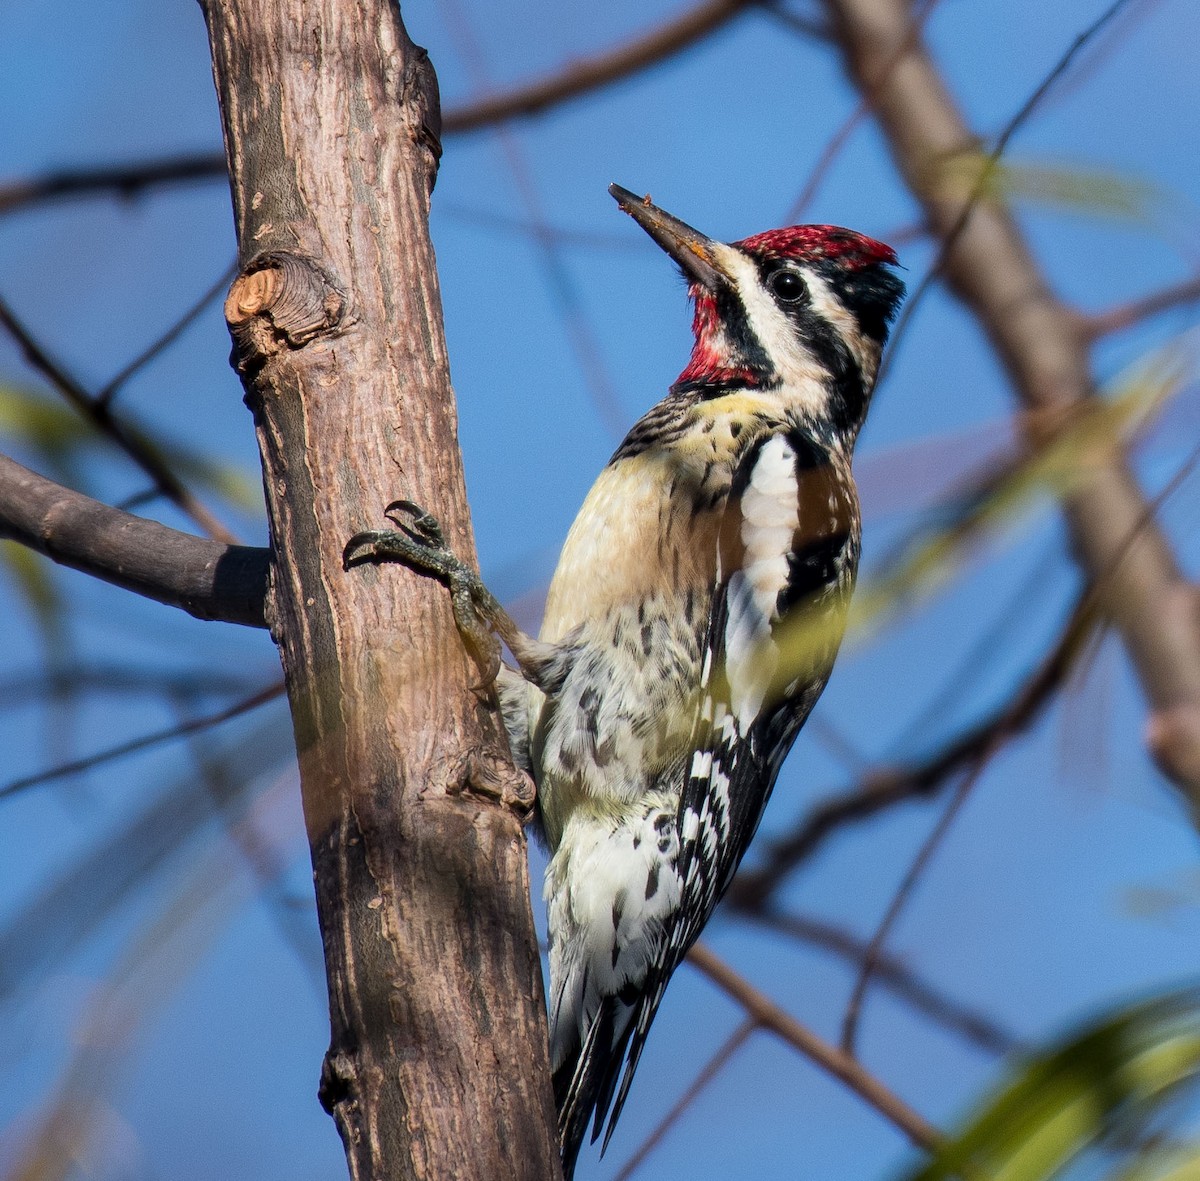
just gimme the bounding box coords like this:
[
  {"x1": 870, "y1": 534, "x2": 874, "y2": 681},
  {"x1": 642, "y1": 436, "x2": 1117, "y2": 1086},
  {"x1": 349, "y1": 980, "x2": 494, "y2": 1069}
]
[
  {"x1": 0, "y1": 681, "x2": 284, "y2": 801},
  {"x1": 441, "y1": 0, "x2": 825, "y2": 134},
  {"x1": 96, "y1": 259, "x2": 238, "y2": 405},
  {"x1": 0, "y1": 663, "x2": 261, "y2": 707},
  {"x1": 611, "y1": 1019, "x2": 757, "y2": 1181},
  {"x1": 0, "y1": 150, "x2": 229, "y2": 215},
  {"x1": 442, "y1": 0, "x2": 628, "y2": 438},
  {"x1": 731, "y1": 591, "x2": 1098, "y2": 908},
  {"x1": 5, "y1": 845, "x2": 244, "y2": 1181},
  {"x1": 0, "y1": 294, "x2": 235, "y2": 541},
  {"x1": 0, "y1": 713, "x2": 292, "y2": 1001},
  {"x1": 825, "y1": 0, "x2": 1200, "y2": 802},
  {"x1": 747, "y1": 909, "x2": 1021, "y2": 1055},
  {"x1": 879, "y1": 0, "x2": 1134, "y2": 365},
  {"x1": 686, "y1": 942, "x2": 942, "y2": 1151},
  {"x1": 840, "y1": 759, "x2": 984, "y2": 1056},
  {"x1": 787, "y1": 0, "x2": 939, "y2": 222},
  {"x1": 0, "y1": 453, "x2": 269, "y2": 626},
  {"x1": 0, "y1": 0, "x2": 829, "y2": 220},
  {"x1": 1084, "y1": 274, "x2": 1200, "y2": 340}
]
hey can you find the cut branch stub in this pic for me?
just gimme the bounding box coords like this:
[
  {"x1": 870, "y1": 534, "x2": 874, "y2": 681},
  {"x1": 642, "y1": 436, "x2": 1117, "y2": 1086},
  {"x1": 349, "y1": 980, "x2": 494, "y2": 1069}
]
[{"x1": 225, "y1": 253, "x2": 346, "y2": 373}]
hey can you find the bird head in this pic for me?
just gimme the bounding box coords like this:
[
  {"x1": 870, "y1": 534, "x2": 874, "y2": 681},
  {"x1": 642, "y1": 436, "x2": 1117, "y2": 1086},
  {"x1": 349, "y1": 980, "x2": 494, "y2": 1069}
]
[{"x1": 610, "y1": 184, "x2": 904, "y2": 441}]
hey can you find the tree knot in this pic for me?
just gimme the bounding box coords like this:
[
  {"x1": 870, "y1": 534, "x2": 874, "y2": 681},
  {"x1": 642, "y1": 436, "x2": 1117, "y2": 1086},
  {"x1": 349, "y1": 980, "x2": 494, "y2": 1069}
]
[{"x1": 225, "y1": 252, "x2": 345, "y2": 373}]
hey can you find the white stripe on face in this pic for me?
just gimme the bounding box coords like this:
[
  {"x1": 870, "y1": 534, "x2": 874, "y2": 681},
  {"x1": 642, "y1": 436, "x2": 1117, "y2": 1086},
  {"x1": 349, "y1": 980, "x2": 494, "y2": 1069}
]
[{"x1": 709, "y1": 243, "x2": 830, "y2": 416}]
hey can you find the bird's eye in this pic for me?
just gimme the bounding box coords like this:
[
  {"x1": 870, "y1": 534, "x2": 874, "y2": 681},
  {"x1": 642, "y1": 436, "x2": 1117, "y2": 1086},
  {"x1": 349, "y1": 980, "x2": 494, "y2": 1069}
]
[{"x1": 769, "y1": 270, "x2": 807, "y2": 304}]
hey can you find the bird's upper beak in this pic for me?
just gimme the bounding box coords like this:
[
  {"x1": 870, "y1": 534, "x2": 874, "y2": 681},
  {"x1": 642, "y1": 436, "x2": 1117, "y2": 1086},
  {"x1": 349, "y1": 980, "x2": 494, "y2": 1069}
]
[{"x1": 609, "y1": 184, "x2": 729, "y2": 293}]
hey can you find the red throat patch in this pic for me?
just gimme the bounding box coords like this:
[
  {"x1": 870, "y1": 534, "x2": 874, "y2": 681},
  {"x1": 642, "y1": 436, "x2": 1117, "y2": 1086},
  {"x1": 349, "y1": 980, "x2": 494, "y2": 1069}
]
[{"x1": 676, "y1": 289, "x2": 758, "y2": 388}]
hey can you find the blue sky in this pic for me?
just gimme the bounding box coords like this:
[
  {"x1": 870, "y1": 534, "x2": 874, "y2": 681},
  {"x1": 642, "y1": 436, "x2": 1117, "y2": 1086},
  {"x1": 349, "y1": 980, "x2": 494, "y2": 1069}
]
[{"x1": 1, "y1": 1, "x2": 1198, "y2": 1178}]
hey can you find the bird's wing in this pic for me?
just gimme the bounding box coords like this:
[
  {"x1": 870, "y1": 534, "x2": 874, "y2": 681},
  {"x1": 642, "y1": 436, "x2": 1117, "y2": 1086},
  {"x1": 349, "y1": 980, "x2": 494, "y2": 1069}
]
[{"x1": 594, "y1": 425, "x2": 860, "y2": 1149}]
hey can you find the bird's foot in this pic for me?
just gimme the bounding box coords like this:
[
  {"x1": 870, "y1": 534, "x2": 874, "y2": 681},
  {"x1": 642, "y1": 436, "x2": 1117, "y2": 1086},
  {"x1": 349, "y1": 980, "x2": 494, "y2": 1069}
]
[{"x1": 343, "y1": 500, "x2": 503, "y2": 688}]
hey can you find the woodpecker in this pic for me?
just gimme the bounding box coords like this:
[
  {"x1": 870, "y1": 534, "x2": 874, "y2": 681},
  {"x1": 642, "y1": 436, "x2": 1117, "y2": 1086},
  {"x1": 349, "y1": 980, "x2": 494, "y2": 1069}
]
[{"x1": 344, "y1": 184, "x2": 903, "y2": 1178}]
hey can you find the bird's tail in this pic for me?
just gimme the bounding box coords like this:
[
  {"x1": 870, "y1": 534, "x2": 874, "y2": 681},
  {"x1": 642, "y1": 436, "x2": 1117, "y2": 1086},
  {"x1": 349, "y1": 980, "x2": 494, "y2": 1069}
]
[{"x1": 553, "y1": 997, "x2": 636, "y2": 1180}]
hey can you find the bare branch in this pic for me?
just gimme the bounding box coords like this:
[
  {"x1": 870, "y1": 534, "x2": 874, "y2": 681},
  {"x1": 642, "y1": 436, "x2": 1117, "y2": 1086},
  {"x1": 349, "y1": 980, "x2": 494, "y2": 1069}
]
[
  {"x1": 746, "y1": 909, "x2": 1021, "y2": 1055},
  {"x1": 441, "y1": 0, "x2": 811, "y2": 134},
  {"x1": 0, "y1": 151, "x2": 229, "y2": 215},
  {"x1": 825, "y1": 0, "x2": 1200, "y2": 801},
  {"x1": 97, "y1": 259, "x2": 239, "y2": 405},
  {"x1": 0, "y1": 682, "x2": 284, "y2": 801},
  {"x1": 1083, "y1": 274, "x2": 1200, "y2": 340},
  {"x1": 731, "y1": 592, "x2": 1098, "y2": 907},
  {"x1": 0, "y1": 452, "x2": 269, "y2": 627},
  {"x1": 840, "y1": 761, "x2": 983, "y2": 1056},
  {"x1": 0, "y1": 294, "x2": 236, "y2": 542},
  {"x1": 685, "y1": 942, "x2": 941, "y2": 1151},
  {"x1": 611, "y1": 1019, "x2": 757, "y2": 1181}
]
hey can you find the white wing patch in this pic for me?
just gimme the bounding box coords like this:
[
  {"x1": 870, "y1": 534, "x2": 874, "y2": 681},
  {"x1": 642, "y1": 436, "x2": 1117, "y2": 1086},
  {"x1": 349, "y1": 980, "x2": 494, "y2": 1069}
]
[{"x1": 724, "y1": 435, "x2": 799, "y2": 729}]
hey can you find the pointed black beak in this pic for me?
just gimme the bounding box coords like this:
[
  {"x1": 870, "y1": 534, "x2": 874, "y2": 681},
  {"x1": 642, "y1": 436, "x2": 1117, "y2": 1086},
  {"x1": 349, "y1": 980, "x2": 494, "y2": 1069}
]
[{"x1": 609, "y1": 184, "x2": 728, "y2": 292}]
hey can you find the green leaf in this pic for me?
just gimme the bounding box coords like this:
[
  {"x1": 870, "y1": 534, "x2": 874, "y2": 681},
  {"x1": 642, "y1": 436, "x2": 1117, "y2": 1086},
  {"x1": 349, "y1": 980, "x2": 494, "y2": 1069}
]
[
  {"x1": 0, "y1": 381, "x2": 261, "y2": 514},
  {"x1": 1107, "y1": 1143, "x2": 1200, "y2": 1181},
  {"x1": 935, "y1": 154, "x2": 1176, "y2": 228},
  {"x1": 1, "y1": 538, "x2": 64, "y2": 645},
  {"x1": 901, "y1": 987, "x2": 1200, "y2": 1181}
]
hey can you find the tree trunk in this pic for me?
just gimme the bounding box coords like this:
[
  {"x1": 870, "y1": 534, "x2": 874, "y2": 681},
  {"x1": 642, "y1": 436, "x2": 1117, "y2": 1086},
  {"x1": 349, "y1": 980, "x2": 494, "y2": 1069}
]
[{"x1": 199, "y1": 2, "x2": 563, "y2": 1177}]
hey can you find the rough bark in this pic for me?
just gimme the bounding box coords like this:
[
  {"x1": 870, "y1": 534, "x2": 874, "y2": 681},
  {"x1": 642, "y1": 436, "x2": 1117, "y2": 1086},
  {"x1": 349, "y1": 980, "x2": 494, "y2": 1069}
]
[
  {"x1": 824, "y1": 0, "x2": 1200, "y2": 805},
  {"x1": 0, "y1": 452, "x2": 268, "y2": 627},
  {"x1": 199, "y1": 3, "x2": 562, "y2": 1179}
]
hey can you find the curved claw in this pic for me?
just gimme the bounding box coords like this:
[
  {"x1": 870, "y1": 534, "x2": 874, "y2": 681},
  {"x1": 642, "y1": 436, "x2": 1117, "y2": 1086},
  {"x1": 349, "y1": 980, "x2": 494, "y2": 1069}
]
[
  {"x1": 383, "y1": 499, "x2": 446, "y2": 548},
  {"x1": 345, "y1": 499, "x2": 528, "y2": 695},
  {"x1": 342, "y1": 529, "x2": 390, "y2": 571}
]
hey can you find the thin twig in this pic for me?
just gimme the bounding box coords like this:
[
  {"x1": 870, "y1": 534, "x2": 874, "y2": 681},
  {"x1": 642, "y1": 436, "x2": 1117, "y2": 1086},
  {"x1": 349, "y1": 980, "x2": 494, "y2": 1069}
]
[
  {"x1": 0, "y1": 682, "x2": 284, "y2": 800},
  {"x1": 96, "y1": 259, "x2": 238, "y2": 405},
  {"x1": 840, "y1": 759, "x2": 985, "y2": 1056},
  {"x1": 1083, "y1": 274, "x2": 1200, "y2": 340},
  {"x1": 786, "y1": 0, "x2": 940, "y2": 222},
  {"x1": 0, "y1": 152, "x2": 228, "y2": 216},
  {"x1": 437, "y1": 202, "x2": 641, "y2": 251},
  {"x1": 686, "y1": 942, "x2": 941, "y2": 1151},
  {"x1": 442, "y1": 0, "x2": 822, "y2": 134},
  {"x1": 730, "y1": 590, "x2": 1096, "y2": 909},
  {"x1": 0, "y1": 293, "x2": 236, "y2": 542},
  {"x1": 748, "y1": 909, "x2": 1021, "y2": 1055},
  {"x1": 878, "y1": 0, "x2": 1135, "y2": 381},
  {"x1": 441, "y1": 0, "x2": 628, "y2": 439},
  {"x1": 611, "y1": 1019, "x2": 757, "y2": 1181}
]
